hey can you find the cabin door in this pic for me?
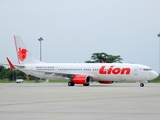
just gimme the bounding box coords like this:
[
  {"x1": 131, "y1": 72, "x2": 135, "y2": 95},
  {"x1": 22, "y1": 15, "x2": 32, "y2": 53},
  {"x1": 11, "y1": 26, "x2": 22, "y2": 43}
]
[{"x1": 134, "y1": 66, "x2": 138, "y2": 75}]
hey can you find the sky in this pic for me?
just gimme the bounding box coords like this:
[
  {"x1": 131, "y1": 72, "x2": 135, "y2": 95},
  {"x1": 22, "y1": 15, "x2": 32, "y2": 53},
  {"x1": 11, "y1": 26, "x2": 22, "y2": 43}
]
[{"x1": 0, "y1": 0, "x2": 160, "y2": 72}]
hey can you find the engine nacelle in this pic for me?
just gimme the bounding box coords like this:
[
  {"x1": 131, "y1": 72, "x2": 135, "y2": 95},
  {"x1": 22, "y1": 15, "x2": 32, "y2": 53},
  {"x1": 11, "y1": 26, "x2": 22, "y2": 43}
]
[
  {"x1": 72, "y1": 75, "x2": 90, "y2": 84},
  {"x1": 98, "y1": 80, "x2": 114, "y2": 84}
]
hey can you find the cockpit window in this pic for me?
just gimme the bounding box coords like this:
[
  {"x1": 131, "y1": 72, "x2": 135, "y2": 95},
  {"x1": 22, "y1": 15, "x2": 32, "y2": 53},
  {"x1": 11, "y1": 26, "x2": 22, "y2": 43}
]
[{"x1": 143, "y1": 68, "x2": 152, "y2": 71}]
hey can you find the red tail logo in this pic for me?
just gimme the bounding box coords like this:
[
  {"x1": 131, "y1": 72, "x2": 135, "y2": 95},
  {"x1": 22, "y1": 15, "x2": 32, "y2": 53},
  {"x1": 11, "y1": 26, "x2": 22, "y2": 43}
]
[{"x1": 18, "y1": 48, "x2": 27, "y2": 61}]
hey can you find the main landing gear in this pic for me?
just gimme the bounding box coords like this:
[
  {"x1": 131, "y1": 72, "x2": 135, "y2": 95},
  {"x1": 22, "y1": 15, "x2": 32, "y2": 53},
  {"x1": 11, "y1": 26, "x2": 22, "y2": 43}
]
[
  {"x1": 68, "y1": 81, "x2": 75, "y2": 86},
  {"x1": 140, "y1": 83, "x2": 144, "y2": 87},
  {"x1": 68, "y1": 81, "x2": 90, "y2": 86},
  {"x1": 83, "y1": 83, "x2": 90, "y2": 86}
]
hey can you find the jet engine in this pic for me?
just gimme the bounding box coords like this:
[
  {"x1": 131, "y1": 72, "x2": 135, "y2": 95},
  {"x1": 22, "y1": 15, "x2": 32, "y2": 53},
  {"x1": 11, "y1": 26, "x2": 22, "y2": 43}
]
[{"x1": 72, "y1": 75, "x2": 91, "y2": 84}]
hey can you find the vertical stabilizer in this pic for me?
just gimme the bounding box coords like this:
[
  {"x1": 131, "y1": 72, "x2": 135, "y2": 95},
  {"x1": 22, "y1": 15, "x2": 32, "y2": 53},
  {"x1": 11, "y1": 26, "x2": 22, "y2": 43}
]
[{"x1": 14, "y1": 36, "x2": 42, "y2": 64}]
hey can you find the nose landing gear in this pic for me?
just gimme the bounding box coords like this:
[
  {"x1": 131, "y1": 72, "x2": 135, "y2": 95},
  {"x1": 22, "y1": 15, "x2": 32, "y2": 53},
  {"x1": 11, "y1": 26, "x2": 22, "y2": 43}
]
[{"x1": 140, "y1": 83, "x2": 144, "y2": 87}]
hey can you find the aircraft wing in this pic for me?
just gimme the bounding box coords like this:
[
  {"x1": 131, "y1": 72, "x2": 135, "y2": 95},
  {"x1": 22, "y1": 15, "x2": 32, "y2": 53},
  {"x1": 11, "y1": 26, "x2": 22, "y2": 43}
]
[
  {"x1": 0, "y1": 63, "x2": 24, "y2": 68},
  {"x1": 0, "y1": 63, "x2": 9, "y2": 66},
  {"x1": 53, "y1": 72, "x2": 86, "y2": 78},
  {"x1": 49, "y1": 71, "x2": 89, "y2": 78},
  {"x1": 35, "y1": 70, "x2": 92, "y2": 78}
]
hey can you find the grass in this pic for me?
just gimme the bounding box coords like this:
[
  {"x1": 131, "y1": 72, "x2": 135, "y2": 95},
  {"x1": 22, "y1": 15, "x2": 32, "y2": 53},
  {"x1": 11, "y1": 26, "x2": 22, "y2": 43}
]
[
  {"x1": 0, "y1": 79, "x2": 6, "y2": 83},
  {"x1": 49, "y1": 80, "x2": 68, "y2": 83},
  {"x1": 150, "y1": 76, "x2": 160, "y2": 83}
]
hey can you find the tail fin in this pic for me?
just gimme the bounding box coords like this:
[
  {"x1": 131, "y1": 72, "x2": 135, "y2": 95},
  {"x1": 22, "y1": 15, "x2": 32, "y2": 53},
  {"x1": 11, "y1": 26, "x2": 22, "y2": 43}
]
[{"x1": 14, "y1": 36, "x2": 42, "y2": 64}]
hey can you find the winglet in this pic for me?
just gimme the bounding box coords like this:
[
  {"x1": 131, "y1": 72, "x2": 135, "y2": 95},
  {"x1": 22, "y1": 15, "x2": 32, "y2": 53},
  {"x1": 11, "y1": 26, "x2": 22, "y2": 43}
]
[{"x1": 6, "y1": 57, "x2": 16, "y2": 70}]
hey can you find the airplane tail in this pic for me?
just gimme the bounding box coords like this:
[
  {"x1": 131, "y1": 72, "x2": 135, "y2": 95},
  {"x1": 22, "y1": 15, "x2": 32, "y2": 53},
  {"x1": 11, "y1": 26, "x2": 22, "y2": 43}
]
[{"x1": 14, "y1": 36, "x2": 43, "y2": 64}]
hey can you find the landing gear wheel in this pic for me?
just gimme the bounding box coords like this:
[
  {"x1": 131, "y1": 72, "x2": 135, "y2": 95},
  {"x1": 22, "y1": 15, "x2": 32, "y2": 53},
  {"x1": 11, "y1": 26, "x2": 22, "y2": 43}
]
[
  {"x1": 68, "y1": 81, "x2": 75, "y2": 86},
  {"x1": 140, "y1": 83, "x2": 144, "y2": 87},
  {"x1": 83, "y1": 83, "x2": 90, "y2": 86}
]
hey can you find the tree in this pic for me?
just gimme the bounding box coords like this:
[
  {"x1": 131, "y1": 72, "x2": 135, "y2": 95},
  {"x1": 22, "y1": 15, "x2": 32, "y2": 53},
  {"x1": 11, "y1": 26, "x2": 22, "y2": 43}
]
[
  {"x1": 85, "y1": 52, "x2": 123, "y2": 63},
  {"x1": 16, "y1": 70, "x2": 25, "y2": 79},
  {"x1": 3, "y1": 68, "x2": 12, "y2": 80},
  {"x1": 0, "y1": 66, "x2": 6, "y2": 79}
]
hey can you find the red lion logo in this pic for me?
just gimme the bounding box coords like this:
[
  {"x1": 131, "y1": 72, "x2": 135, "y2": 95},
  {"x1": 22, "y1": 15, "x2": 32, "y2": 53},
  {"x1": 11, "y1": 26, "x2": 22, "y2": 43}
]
[{"x1": 18, "y1": 48, "x2": 27, "y2": 61}]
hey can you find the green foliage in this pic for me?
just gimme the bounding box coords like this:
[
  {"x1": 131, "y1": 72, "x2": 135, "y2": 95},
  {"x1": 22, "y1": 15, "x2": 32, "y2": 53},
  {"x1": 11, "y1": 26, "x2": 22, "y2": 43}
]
[
  {"x1": 85, "y1": 52, "x2": 123, "y2": 63},
  {"x1": 0, "y1": 66, "x2": 6, "y2": 79},
  {"x1": 150, "y1": 75, "x2": 160, "y2": 83}
]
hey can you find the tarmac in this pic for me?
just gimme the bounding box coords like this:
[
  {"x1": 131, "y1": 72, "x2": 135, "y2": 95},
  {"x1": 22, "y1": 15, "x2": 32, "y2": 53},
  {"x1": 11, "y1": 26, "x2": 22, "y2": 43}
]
[{"x1": 0, "y1": 83, "x2": 160, "y2": 120}]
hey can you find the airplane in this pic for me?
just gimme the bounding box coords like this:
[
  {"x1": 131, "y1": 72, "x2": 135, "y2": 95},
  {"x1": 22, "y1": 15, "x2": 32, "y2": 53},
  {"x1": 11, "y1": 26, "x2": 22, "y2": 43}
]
[{"x1": 1, "y1": 36, "x2": 159, "y2": 87}]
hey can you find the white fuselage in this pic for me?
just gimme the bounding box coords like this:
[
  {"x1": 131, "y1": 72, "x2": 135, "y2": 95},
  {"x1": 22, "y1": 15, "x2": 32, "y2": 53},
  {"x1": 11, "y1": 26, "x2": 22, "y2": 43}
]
[{"x1": 18, "y1": 63, "x2": 158, "y2": 82}]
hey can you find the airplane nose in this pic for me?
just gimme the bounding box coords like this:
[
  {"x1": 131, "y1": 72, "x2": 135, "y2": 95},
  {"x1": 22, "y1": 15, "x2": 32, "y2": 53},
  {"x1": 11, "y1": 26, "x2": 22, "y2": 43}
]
[{"x1": 152, "y1": 71, "x2": 159, "y2": 79}]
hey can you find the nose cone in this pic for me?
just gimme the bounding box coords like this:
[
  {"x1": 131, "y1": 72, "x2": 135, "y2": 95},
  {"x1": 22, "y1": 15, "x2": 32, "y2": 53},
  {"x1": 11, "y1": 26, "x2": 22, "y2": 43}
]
[{"x1": 152, "y1": 71, "x2": 159, "y2": 79}]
